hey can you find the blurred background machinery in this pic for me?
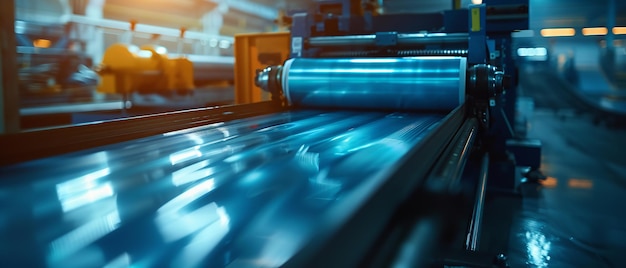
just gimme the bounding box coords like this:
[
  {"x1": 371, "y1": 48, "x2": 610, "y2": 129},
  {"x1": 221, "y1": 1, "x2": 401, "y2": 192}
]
[{"x1": 12, "y1": 0, "x2": 279, "y2": 129}]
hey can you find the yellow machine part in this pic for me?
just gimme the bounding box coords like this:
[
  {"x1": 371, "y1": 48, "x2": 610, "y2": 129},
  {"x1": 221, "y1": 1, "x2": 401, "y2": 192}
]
[
  {"x1": 234, "y1": 32, "x2": 290, "y2": 104},
  {"x1": 98, "y1": 43, "x2": 195, "y2": 94}
]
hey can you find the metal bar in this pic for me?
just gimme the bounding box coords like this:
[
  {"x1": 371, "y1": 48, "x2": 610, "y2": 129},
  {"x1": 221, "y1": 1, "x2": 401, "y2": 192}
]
[
  {"x1": 308, "y1": 35, "x2": 377, "y2": 46},
  {"x1": 308, "y1": 33, "x2": 469, "y2": 47},
  {"x1": 466, "y1": 152, "x2": 489, "y2": 251},
  {"x1": 500, "y1": 108, "x2": 515, "y2": 138},
  {"x1": 0, "y1": 0, "x2": 20, "y2": 134},
  {"x1": 283, "y1": 105, "x2": 467, "y2": 268},
  {"x1": 16, "y1": 46, "x2": 88, "y2": 56},
  {"x1": 485, "y1": 14, "x2": 529, "y2": 20},
  {"x1": 20, "y1": 102, "x2": 124, "y2": 116},
  {"x1": 607, "y1": 0, "x2": 615, "y2": 49},
  {"x1": 69, "y1": 15, "x2": 234, "y2": 43},
  {"x1": 397, "y1": 49, "x2": 468, "y2": 57},
  {"x1": 0, "y1": 101, "x2": 284, "y2": 165},
  {"x1": 396, "y1": 33, "x2": 469, "y2": 44},
  {"x1": 14, "y1": 20, "x2": 65, "y2": 35},
  {"x1": 211, "y1": 0, "x2": 278, "y2": 21},
  {"x1": 425, "y1": 118, "x2": 478, "y2": 193},
  {"x1": 449, "y1": 120, "x2": 479, "y2": 183}
]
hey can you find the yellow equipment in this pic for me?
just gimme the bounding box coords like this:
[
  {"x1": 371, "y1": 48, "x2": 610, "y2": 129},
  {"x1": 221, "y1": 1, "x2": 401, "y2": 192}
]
[{"x1": 97, "y1": 44, "x2": 194, "y2": 95}]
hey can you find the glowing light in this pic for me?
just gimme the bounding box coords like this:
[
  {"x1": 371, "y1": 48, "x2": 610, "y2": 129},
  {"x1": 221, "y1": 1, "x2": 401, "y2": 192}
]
[
  {"x1": 540, "y1": 176, "x2": 558, "y2": 188},
  {"x1": 349, "y1": 58, "x2": 398, "y2": 63},
  {"x1": 58, "y1": 182, "x2": 114, "y2": 212},
  {"x1": 216, "y1": 127, "x2": 231, "y2": 137},
  {"x1": 33, "y1": 39, "x2": 51, "y2": 48},
  {"x1": 525, "y1": 230, "x2": 551, "y2": 267},
  {"x1": 162, "y1": 122, "x2": 224, "y2": 136},
  {"x1": 517, "y1": 47, "x2": 548, "y2": 57},
  {"x1": 582, "y1": 27, "x2": 608, "y2": 36},
  {"x1": 169, "y1": 146, "x2": 202, "y2": 165},
  {"x1": 241, "y1": 170, "x2": 264, "y2": 184},
  {"x1": 347, "y1": 142, "x2": 375, "y2": 153},
  {"x1": 56, "y1": 167, "x2": 113, "y2": 212},
  {"x1": 540, "y1": 28, "x2": 575, "y2": 37},
  {"x1": 216, "y1": 206, "x2": 230, "y2": 226},
  {"x1": 155, "y1": 46, "x2": 167, "y2": 54},
  {"x1": 73, "y1": 168, "x2": 110, "y2": 184},
  {"x1": 136, "y1": 50, "x2": 153, "y2": 58},
  {"x1": 295, "y1": 145, "x2": 320, "y2": 172},
  {"x1": 186, "y1": 133, "x2": 204, "y2": 145},
  {"x1": 218, "y1": 40, "x2": 231, "y2": 49},
  {"x1": 614, "y1": 27, "x2": 626, "y2": 35},
  {"x1": 156, "y1": 202, "x2": 228, "y2": 243},
  {"x1": 173, "y1": 167, "x2": 215, "y2": 187},
  {"x1": 171, "y1": 160, "x2": 210, "y2": 186},
  {"x1": 567, "y1": 178, "x2": 593, "y2": 189},
  {"x1": 158, "y1": 179, "x2": 216, "y2": 214},
  {"x1": 49, "y1": 211, "x2": 121, "y2": 261},
  {"x1": 471, "y1": 0, "x2": 483, "y2": 4}
]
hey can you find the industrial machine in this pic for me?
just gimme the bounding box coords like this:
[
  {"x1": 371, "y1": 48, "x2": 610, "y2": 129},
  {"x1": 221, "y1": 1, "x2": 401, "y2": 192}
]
[
  {"x1": 97, "y1": 44, "x2": 195, "y2": 96},
  {"x1": 15, "y1": 20, "x2": 95, "y2": 106},
  {"x1": 97, "y1": 43, "x2": 235, "y2": 97},
  {"x1": 0, "y1": 0, "x2": 537, "y2": 267}
]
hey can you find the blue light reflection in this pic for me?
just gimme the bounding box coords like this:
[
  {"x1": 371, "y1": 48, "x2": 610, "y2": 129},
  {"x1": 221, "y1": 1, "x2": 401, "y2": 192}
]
[{"x1": 56, "y1": 167, "x2": 113, "y2": 212}]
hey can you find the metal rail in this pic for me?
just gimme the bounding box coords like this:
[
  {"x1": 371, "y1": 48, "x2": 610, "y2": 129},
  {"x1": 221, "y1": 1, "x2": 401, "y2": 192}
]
[
  {"x1": 283, "y1": 105, "x2": 467, "y2": 268},
  {"x1": 466, "y1": 152, "x2": 489, "y2": 251},
  {"x1": 69, "y1": 15, "x2": 234, "y2": 44},
  {"x1": 308, "y1": 33, "x2": 469, "y2": 47},
  {"x1": 424, "y1": 118, "x2": 478, "y2": 193},
  {"x1": 0, "y1": 101, "x2": 284, "y2": 166},
  {"x1": 388, "y1": 118, "x2": 479, "y2": 268}
]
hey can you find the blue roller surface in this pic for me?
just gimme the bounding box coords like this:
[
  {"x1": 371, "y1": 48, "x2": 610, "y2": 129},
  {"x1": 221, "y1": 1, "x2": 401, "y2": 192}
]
[{"x1": 284, "y1": 57, "x2": 466, "y2": 111}]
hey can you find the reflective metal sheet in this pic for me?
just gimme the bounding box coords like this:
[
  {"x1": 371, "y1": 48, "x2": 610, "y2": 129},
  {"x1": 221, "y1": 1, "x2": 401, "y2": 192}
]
[{"x1": 0, "y1": 110, "x2": 443, "y2": 267}]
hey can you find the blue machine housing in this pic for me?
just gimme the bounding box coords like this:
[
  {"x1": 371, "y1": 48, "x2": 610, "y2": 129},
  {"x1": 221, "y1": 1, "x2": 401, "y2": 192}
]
[{"x1": 286, "y1": 0, "x2": 538, "y2": 190}]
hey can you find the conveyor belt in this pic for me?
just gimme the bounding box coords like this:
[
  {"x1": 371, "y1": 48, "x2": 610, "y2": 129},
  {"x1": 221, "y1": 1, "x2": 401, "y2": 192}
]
[{"x1": 0, "y1": 110, "x2": 445, "y2": 267}]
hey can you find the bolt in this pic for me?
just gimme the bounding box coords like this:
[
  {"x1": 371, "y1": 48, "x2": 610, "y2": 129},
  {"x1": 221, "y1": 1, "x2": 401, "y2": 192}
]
[{"x1": 493, "y1": 253, "x2": 508, "y2": 267}]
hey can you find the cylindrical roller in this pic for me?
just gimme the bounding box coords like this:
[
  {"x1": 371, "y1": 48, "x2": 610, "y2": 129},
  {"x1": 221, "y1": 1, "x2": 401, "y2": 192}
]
[
  {"x1": 182, "y1": 54, "x2": 234, "y2": 83},
  {"x1": 281, "y1": 57, "x2": 467, "y2": 111}
]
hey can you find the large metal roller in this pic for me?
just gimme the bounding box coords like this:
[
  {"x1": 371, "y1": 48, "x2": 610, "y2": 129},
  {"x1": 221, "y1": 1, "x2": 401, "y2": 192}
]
[
  {"x1": 174, "y1": 54, "x2": 234, "y2": 84},
  {"x1": 259, "y1": 57, "x2": 467, "y2": 111}
]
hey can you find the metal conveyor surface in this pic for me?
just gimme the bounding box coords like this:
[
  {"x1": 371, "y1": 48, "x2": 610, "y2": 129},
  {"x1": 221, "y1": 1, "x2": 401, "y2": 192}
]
[{"x1": 0, "y1": 110, "x2": 445, "y2": 267}]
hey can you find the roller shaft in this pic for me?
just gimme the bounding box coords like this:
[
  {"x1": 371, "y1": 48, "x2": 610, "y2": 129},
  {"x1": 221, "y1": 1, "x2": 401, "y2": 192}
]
[{"x1": 255, "y1": 57, "x2": 510, "y2": 112}]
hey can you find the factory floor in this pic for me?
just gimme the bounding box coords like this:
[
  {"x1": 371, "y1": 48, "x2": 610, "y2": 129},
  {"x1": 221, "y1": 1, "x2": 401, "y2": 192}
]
[{"x1": 501, "y1": 96, "x2": 626, "y2": 265}]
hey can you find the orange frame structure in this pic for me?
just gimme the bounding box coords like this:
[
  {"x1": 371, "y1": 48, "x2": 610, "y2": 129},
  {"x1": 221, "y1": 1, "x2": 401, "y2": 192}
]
[{"x1": 234, "y1": 32, "x2": 291, "y2": 104}]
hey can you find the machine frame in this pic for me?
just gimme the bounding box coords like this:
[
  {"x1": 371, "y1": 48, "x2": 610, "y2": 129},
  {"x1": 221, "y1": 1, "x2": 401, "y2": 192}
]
[{"x1": 0, "y1": 101, "x2": 284, "y2": 165}]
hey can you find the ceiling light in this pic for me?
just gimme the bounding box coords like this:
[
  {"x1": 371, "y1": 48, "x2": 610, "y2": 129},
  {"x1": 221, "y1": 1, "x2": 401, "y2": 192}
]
[
  {"x1": 540, "y1": 28, "x2": 575, "y2": 37},
  {"x1": 582, "y1": 27, "x2": 607, "y2": 36},
  {"x1": 614, "y1": 27, "x2": 626, "y2": 35}
]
